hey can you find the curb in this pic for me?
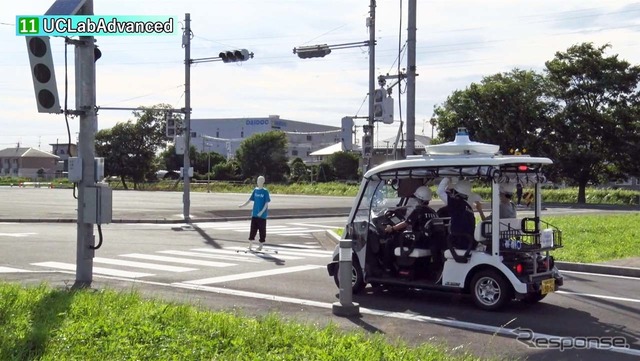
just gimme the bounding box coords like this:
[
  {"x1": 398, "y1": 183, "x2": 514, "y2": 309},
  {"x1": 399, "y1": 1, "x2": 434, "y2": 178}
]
[
  {"x1": 556, "y1": 261, "x2": 640, "y2": 278},
  {"x1": 323, "y1": 231, "x2": 640, "y2": 279}
]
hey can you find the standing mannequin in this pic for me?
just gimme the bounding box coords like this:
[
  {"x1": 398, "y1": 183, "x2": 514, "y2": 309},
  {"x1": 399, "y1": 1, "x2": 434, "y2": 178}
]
[{"x1": 239, "y1": 176, "x2": 271, "y2": 250}]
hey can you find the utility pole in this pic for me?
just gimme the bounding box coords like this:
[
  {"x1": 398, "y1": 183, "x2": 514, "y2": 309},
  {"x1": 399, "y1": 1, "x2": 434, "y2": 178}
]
[
  {"x1": 406, "y1": 0, "x2": 417, "y2": 157},
  {"x1": 74, "y1": 0, "x2": 97, "y2": 288},
  {"x1": 182, "y1": 13, "x2": 192, "y2": 222},
  {"x1": 364, "y1": 0, "x2": 376, "y2": 172}
]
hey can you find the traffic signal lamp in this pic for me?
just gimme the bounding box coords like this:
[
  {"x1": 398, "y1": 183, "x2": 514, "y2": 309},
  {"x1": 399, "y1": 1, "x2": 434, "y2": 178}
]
[
  {"x1": 219, "y1": 49, "x2": 252, "y2": 63},
  {"x1": 341, "y1": 117, "x2": 354, "y2": 151},
  {"x1": 362, "y1": 134, "x2": 373, "y2": 157},
  {"x1": 294, "y1": 44, "x2": 332, "y2": 59},
  {"x1": 25, "y1": 36, "x2": 61, "y2": 114},
  {"x1": 373, "y1": 88, "x2": 394, "y2": 124}
]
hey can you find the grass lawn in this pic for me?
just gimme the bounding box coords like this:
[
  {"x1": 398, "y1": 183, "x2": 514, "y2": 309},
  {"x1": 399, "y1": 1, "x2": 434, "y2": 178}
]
[
  {"x1": 545, "y1": 213, "x2": 640, "y2": 263},
  {"x1": 0, "y1": 283, "x2": 481, "y2": 361},
  {"x1": 333, "y1": 213, "x2": 640, "y2": 263}
]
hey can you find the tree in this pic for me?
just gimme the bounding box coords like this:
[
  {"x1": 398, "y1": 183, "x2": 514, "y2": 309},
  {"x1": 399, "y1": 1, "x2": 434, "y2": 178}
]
[
  {"x1": 96, "y1": 121, "x2": 154, "y2": 189},
  {"x1": 544, "y1": 43, "x2": 640, "y2": 203},
  {"x1": 95, "y1": 103, "x2": 174, "y2": 189},
  {"x1": 235, "y1": 131, "x2": 289, "y2": 182},
  {"x1": 432, "y1": 69, "x2": 553, "y2": 156},
  {"x1": 326, "y1": 151, "x2": 359, "y2": 180},
  {"x1": 289, "y1": 157, "x2": 308, "y2": 182}
]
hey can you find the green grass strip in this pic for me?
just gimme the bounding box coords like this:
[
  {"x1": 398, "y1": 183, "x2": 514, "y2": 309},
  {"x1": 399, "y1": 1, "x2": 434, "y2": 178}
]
[{"x1": 0, "y1": 283, "x2": 482, "y2": 360}]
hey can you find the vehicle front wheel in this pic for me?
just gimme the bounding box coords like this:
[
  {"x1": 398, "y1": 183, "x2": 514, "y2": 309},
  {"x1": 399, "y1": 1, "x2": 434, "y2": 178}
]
[
  {"x1": 470, "y1": 270, "x2": 512, "y2": 311},
  {"x1": 521, "y1": 291, "x2": 547, "y2": 304},
  {"x1": 332, "y1": 255, "x2": 366, "y2": 294}
]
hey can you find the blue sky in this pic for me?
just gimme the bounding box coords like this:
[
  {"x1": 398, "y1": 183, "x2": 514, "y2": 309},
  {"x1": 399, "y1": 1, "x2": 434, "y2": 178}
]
[{"x1": 2, "y1": 0, "x2": 639, "y2": 151}]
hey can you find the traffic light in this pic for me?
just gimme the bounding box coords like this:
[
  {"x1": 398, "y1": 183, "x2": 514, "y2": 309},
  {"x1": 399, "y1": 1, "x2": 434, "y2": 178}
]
[
  {"x1": 373, "y1": 88, "x2": 394, "y2": 124},
  {"x1": 25, "y1": 36, "x2": 61, "y2": 114},
  {"x1": 294, "y1": 44, "x2": 331, "y2": 59},
  {"x1": 219, "y1": 49, "x2": 252, "y2": 63},
  {"x1": 341, "y1": 117, "x2": 354, "y2": 151},
  {"x1": 165, "y1": 112, "x2": 176, "y2": 137},
  {"x1": 362, "y1": 134, "x2": 373, "y2": 158}
]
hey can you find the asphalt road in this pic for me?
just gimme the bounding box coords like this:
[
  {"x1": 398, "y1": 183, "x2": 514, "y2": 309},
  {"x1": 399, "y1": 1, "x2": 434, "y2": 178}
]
[
  {"x1": 1, "y1": 216, "x2": 639, "y2": 360},
  {"x1": 1, "y1": 187, "x2": 640, "y2": 359}
]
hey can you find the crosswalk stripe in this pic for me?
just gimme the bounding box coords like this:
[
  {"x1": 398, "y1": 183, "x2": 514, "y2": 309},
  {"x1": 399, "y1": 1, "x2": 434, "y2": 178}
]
[
  {"x1": 267, "y1": 229, "x2": 328, "y2": 234},
  {"x1": 274, "y1": 243, "x2": 333, "y2": 255},
  {"x1": 226, "y1": 247, "x2": 329, "y2": 258},
  {"x1": 184, "y1": 265, "x2": 325, "y2": 285},
  {"x1": 158, "y1": 250, "x2": 261, "y2": 263},
  {"x1": 121, "y1": 254, "x2": 236, "y2": 267},
  {"x1": 0, "y1": 266, "x2": 30, "y2": 273},
  {"x1": 31, "y1": 262, "x2": 154, "y2": 278},
  {"x1": 94, "y1": 257, "x2": 197, "y2": 272},
  {"x1": 190, "y1": 248, "x2": 304, "y2": 260}
]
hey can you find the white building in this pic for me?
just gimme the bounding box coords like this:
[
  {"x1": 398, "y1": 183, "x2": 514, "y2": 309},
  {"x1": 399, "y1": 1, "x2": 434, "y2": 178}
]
[{"x1": 190, "y1": 115, "x2": 342, "y2": 163}]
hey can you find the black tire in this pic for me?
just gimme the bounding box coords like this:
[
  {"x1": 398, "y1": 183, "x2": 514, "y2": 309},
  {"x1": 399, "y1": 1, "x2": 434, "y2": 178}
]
[
  {"x1": 470, "y1": 270, "x2": 512, "y2": 311},
  {"x1": 521, "y1": 292, "x2": 547, "y2": 304},
  {"x1": 332, "y1": 255, "x2": 366, "y2": 294}
]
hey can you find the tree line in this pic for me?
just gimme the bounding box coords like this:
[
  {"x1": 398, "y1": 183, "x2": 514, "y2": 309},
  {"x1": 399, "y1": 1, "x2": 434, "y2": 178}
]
[
  {"x1": 432, "y1": 42, "x2": 640, "y2": 203},
  {"x1": 95, "y1": 42, "x2": 640, "y2": 202}
]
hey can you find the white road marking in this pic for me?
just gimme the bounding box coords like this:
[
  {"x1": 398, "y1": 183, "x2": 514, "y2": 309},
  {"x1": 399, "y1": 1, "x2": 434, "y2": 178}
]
[
  {"x1": 0, "y1": 266, "x2": 31, "y2": 273},
  {"x1": 31, "y1": 261, "x2": 153, "y2": 278},
  {"x1": 276, "y1": 244, "x2": 328, "y2": 252},
  {"x1": 0, "y1": 232, "x2": 37, "y2": 237},
  {"x1": 121, "y1": 253, "x2": 236, "y2": 267},
  {"x1": 289, "y1": 222, "x2": 343, "y2": 229},
  {"x1": 183, "y1": 265, "x2": 324, "y2": 285},
  {"x1": 556, "y1": 290, "x2": 640, "y2": 303},
  {"x1": 562, "y1": 270, "x2": 640, "y2": 281},
  {"x1": 191, "y1": 248, "x2": 304, "y2": 260},
  {"x1": 158, "y1": 250, "x2": 261, "y2": 263},
  {"x1": 94, "y1": 257, "x2": 197, "y2": 272},
  {"x1": 226, "y1": 247, "x2": 329, "y2": 258}
]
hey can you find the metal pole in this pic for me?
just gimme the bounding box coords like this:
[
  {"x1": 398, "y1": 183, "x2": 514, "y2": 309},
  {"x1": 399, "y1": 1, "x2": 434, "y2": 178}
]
[
  {"x1": 406, "y1": 0, "x2": 417, "y2": 157},
  {"x1": 332, "y1": 239, "x2": 360, "y2": 316},
  {"x1": 183, "y1": 13, "x2": 191, "y2": 222},
  {"x1": 74, "y1": 0, "x2": 96, "y2": 289},
  {"x1": 367, "y1": 0, "x2": 376, "y2": 171},
  {"x1": 207, "y1": 148, "x2": 211, "y2": 193}
]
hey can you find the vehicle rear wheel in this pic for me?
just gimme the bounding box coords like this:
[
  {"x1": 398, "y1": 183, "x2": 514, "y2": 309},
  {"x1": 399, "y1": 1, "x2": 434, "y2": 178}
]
[
  {"x1": 521, "y1": 291, "x2": 547, "y2": 304},
  {"x1": 332, "y1": 255, "x2": 366, "y2": 294},
  {"x1": 470, "y1": 270, "x2": 512, "y2": 311}
]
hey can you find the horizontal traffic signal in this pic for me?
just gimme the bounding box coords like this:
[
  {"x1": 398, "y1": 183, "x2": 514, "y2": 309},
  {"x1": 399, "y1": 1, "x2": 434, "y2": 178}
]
[
  {"x1": 219, "y1": 49, "x2": 252, "y2": 63},
  {"x1": 294, "y1": 44, "x2": 331, "y2": 59}
]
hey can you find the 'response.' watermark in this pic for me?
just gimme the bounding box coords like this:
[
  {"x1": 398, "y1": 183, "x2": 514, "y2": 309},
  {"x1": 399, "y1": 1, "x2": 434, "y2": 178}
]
[{"x1": 511, "y1": 327, "x2": 630, "y2": 352}]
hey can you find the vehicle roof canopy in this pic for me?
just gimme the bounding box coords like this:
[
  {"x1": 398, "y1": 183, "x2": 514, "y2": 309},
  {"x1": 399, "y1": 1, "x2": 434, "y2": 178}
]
[{"x1": 364, "y1": 128, "x2": 552, "y2": 182}]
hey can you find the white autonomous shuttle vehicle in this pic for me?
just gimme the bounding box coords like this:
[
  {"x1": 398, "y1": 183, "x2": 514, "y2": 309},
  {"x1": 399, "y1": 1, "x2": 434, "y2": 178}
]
[{"x1": 327, "y1": 128, "x2": 564, "y2": 311}]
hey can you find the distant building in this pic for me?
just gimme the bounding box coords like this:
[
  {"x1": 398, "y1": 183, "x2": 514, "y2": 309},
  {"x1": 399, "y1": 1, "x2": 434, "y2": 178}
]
[
  {"x1": 0, "y1": 147, "x2": 59, "y2": 179},
  {"x1": 50, "y1": 143, "x2": 78, "y2": 176},
  {"x1": 189, "y1": 115, "x2": 341, "y2": 163}
]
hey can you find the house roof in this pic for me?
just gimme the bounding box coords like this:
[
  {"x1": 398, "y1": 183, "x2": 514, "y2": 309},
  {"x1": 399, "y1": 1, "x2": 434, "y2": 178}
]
[
  {"x1": 0, "y1": 147, "x2": 59, "y2": 159},
  {"x1": 374, "y1": 134, "x2": 432, "y2": 149},
  {"x1": 309, "y1": 142, "x2": 361, "y2": 156}
]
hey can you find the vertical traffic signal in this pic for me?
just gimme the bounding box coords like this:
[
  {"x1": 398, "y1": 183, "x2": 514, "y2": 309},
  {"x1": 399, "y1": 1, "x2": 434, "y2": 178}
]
[
  {"x1": 341, "y1": 117, "x2": 354, "y2": 151},
  {"x1": 219, "y1": 49, "x2": 252, "y2": 63},
  {"x1": 25, "y1": 36, "x2": 61, "y2": 113},
  {"x1": 373, "y1": 88, "x2": 394, "y2": 124}
]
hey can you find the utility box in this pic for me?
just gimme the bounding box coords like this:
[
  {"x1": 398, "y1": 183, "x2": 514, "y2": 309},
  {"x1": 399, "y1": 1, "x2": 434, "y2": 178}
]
[
  {"x1": 68, "y1": 157, "x2": 82, "y2": 182},
  {"x1": 175, "y1": 135, "x2": 185, "y2": 155},
  {"x1": 94, "y1": 157, "x2": 105, "y2": 181},
  {"x1": 84, "y1": 183, "x2": 112, "y2": 224}
]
